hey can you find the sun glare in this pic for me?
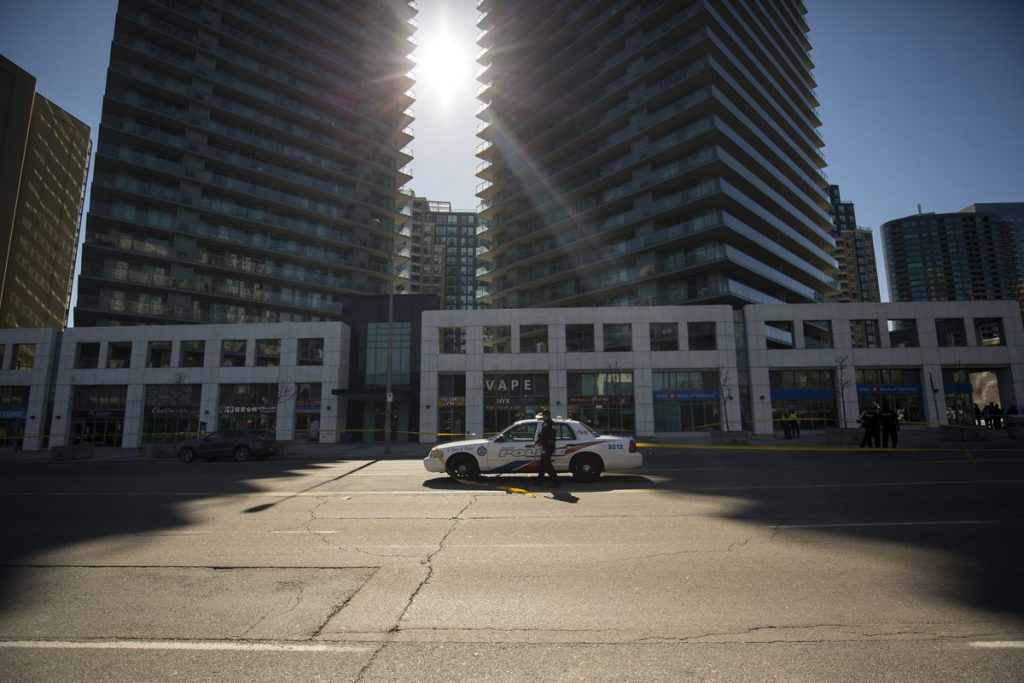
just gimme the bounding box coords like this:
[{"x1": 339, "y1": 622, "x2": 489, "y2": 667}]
[{"x1": 414, "y1": 26, "x2": 477, "y2": 108}]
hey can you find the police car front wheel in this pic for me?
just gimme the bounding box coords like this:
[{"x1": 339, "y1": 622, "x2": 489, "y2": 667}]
[{"x1": 445, "y1": 454, "x2": 480, "y2": 480}]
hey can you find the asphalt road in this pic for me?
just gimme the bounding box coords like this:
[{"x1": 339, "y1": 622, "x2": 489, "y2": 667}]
[{"x1": 1, "y1": 444, "x2": 1023, "y2": 681}]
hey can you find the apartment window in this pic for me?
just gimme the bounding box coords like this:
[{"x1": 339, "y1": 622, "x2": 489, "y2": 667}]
[
  {"x1": 520, "y1": 324, "x2": 548, "y2": 353},
  {"x1": 566, "y1": 324, "x2": 594, "y2": 352},
  {"x1": 887, "y1": 319, "x2": 918, "y2": 348},
  {"x1": 76, "y1": 342, "x2": 101, "y2": 369},
  {"x1": 298, "y1": 338, "x2": 324, "y2": 365},
  {"x1": 935, "y1": 319, "x2": 967, "y2": 347},
  {"x1": 765, "y1": 321, "x2": 794, "y2": 350},
  {"x1": 850, "y1": 320, "x2": 881, "y2": 348},
  {"x1": 650, "y1": 323, "x2": 679, "y2": 351},
  {"x1": 255, "y1": 339, "x2": 281, "y2": 367},
  {"x1": 483, "y1": 326, "x2": 512, "y2": 353},
  {"x1": 147, "y1": 341, "x2": 172, "y2": 368},
  {"x1": 108, "y1": 342, "x2": 133, "y2": 369},
  {"x1": 803, "y1": 320, "x2": 833, "y2": 349},
  {"x1": 974, "y1": 318, "x2": 1005, "y2": 346},
  {"x1": 221, "y1": 339, "x2": 246, "y2": 366},
  {"x1": 687, "y1": 321, "x2": 717, "y2": 350},
  {"x1": 603, "y1": 323, "x2": 632, "y2": 352},
  {"x1": 181, "y1": 340, "x2": 206, "y2": 367},
  {"x1": 440, "y1": 327, "x2": 466, "y2": 354},
  {"x1": 14, "y1": 343, "x2": 36, "y2": 370}
]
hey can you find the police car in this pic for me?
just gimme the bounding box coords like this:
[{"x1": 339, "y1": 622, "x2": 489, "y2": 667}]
[{"x1": 424, "y1": 417, "x2": 642, "y2": 482}]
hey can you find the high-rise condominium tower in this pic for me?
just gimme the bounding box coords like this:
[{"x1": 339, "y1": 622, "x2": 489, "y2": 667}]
[
  {"x1": 827, "y1": 185, "x2": 879, "y2": 304},
  {"x1": 1, "y1": 56, "x2": 91, "y2": 329},
  {"x1": 474, "y1": 1, "x2": 837, "y2": 308},
  {"x1": 409, "y1": 197, "x2": 480, "y2": 309},
  {"x1": 75, "y1": 0, "x2": 415, "y2": 327}
]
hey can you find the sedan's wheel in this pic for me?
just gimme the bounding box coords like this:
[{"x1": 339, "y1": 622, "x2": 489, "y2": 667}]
[
  {"x1": 445, "y1": 454, "x2": 480, "y2": 480},
  {"x1": 233, "y1": 445, "x2": 251, "y2": 462},
  {"x1": 178, "y1": 447, "x2": 196, "y2": 464},
  {"x1": 571, "y1": 453, "x2": 603, "y2": 482}
]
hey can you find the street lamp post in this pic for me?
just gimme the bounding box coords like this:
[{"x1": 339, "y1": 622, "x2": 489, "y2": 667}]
[{"x1": 376, "y1": 219, "x2": 394, "y2": 455}]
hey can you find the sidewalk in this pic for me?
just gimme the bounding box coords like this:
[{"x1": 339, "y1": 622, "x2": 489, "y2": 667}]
[{"x1": 1, "y1": 427, "x2": 1018, "y2": 464}]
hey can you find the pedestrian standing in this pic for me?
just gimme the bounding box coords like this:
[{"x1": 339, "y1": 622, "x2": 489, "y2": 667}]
[
  {"x1": 859, "y1": 403, "x2": 881, "y2": 448},
  {"x1": 878, "y1": 401, "x2": 899, "y2": 448},
  {"x1": 533, "y1": 409, "x2": 560, "y2": 487}
]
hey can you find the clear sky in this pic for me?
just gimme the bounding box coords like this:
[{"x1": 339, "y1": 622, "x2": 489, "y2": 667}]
[{"x1": 2, "y1": 0, "x2": 1022, "y2": 313}]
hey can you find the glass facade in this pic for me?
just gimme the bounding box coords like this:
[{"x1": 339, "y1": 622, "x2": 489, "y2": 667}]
[
  {"x1": 769, "y1": 369, "x2": 837, "y2": 430},
  {"x1": 436, "y1": 373, "x2": 467, "y2": 442},
  {"x1": 568, "y1": 372, "x2": 634, "y2": 435},
  {"x1": 218, "y1": 383, "x2": 278, "y2": 434},
  {"x1": 366, "y1": 322, "x2": 411, "y2": 386},
  {"x1": 143, "y1": 383, "x2": 201, "y2": 443},
  {"x1": 483, "y1": 373, "x2": 549, "y2": 435},
  {"x1": 855, "y1": 368, "x2": 924, "y2": 425},
  {"x1": 652, "y1": 371, "x2": 720, "y2": 432}
]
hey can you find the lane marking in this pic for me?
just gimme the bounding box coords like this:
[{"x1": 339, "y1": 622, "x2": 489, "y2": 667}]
[
  {"x1": 969, "y1": 641, "x2": 1024, "y2": 649},
  {"x1": 0, "y1": 639, "x2": 370, "y2": 653},
  {"x1": 771, "y1": 520, "x2": 994, "y2": 529}
]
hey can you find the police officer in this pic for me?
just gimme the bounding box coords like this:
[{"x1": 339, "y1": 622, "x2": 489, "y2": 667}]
[{"x1": 533, "y1": 409, "x2": 560, "y2": 487}]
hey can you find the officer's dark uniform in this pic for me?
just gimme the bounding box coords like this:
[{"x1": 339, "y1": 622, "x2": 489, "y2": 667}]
[{"x1": 534, "y1": 413, "x2": 560, "y2": 487}]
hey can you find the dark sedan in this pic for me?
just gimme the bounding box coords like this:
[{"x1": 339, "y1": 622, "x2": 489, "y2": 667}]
[{"x1": 177, "y1": 429, "x2": 276, "y2": 463}]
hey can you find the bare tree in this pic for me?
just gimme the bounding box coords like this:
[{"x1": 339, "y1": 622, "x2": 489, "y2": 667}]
[
  {"x1": 718, "y1": 366, "x2": 734, "y2": 432},
  {"x1": 836, "y1": 355, "x2": 851, "y2": 429}
]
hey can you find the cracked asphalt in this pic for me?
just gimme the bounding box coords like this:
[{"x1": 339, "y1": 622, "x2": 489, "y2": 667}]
[{"x1": 1, "y1": 445, "x2": 1023, "y2": 681}]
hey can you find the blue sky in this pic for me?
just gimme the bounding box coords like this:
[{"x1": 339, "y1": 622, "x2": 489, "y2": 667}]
[{"x1": 2, "y1": 0, "x2": 1021, "y2": 309}]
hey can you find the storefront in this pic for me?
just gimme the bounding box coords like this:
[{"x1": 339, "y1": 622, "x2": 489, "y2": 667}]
[
  {"x1": 568, "y1": 372, "x2": 635, "y2": 435},
  {"x1": 71, "y1": 385, "x2": 127, "y2": 447},
  {"x1": 0, "y1": 386, "x2": 29, "y2": 449},
  {"x1": 218, "y1": 383, "x2": 278, "y2": 434},
  {"x1": 652, "y1": 371, "x2": 720, "y2": 431},
  {"x1": 483, "y1": 373, "x2": 549, "y2": 436},
  {"x1": 436, "y1": 373, "x2": 467, "y2": 442},
  {"x1": 294, "y1": 382, "x2": 322, "y2": 441},
  {"x1": 855, "y1": 368, "x2": 924, "y2": 425},
  {"x1": 143, "y1": 384, "x2": 201, "y2": 443},
  {"x1": 768, "y1": 369, "x2": 837, "y2": 430}
]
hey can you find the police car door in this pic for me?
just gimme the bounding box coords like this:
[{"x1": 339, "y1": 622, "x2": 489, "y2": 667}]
[
  {"x1": 492, "y1": 421, "x2": 541, "y2": 472},
  {"x1": 553, "y1": 421, "x2": 580, "y2": 468}
]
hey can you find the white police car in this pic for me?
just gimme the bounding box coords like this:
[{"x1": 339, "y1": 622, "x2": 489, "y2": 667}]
[{"x1": 424, "y1": 418, "x2": 642, "y2": 482}]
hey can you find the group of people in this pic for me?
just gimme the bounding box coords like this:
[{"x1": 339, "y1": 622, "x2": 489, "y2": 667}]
[
  {"x1": 974, "y1": 402, "x2": 1017, "y2": 429},
  {"x1": 858, "y1": 401, "x2": 900, "y2": 448},
  {"x1": 780, "y1": 409, "x2": 800, "y2": 439}
]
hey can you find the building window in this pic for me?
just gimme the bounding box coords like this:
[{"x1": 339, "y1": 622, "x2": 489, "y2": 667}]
[
  {"x1": 768, "y1": 369, "x2": 837, "y2": 430},
  {"x1": 649, "y1": 323, "x2": 679, "y2": 351},
  {"x1": 974, "y1": 318, "x2": 1004, "y2": 346},
  {"x1": 803, "y1": 320, "x2": 833, "y2": 349},
  {"x1": 935, "y1": 319, "x2": 967, "y2": 347},
  {"x1": 218, "y1": 383, "x2": 277, "y2": 434},
  {"x1": 147, "y1": 341, "x2": 172, "y2": 368},
  {"x1": 298, "y1": 338, "x2": 324, "y2": 365},
  {"x1": 855, "y1": 368, "x2": 924, "y2": 424},
  {"x1": 294, "y1": 382, "x2": 322, "y2": 441},
  {"x1": 887, "y1": 319, "x2": 918, "y2": 348},
  {"x1": 483, "y1": 373, "x2": 549, "y2": 435},
  {"x1": 108, "y1": 342, "x2": 132, "y2": 369},
  {"x1": 850, "y1": 320, "x2": 881, "y2": 348},
  {"x1": 652, "y1": 371, "x2": 719, "y2": 431},
  {"x1": 181, "y1": 340, "x2": 206, "y2": 367},
  {"x1": 520, "y1": 324, "x2": 548, "y2": 353},
  {"x1": 437, "y1": 373, "x2": 467, "y2": 442},
  {"x1": 687, "y1": 321, "x2": 717, "y2": 350},
  {"x1": 603, "y1": 323, "x2": 632, "y2": 352},
  {"x1": 143, "y1": 383, "x2": 201, "y2": 444},
  {"x1": 483, "y1": 326, "x2": 512, "y2": 353},
  {"x1": 566, "y1": 324, "x2": 594, "y2": 352},
  {"x1": 440, "y1": 327, "x2": 466, "y2": 354},
  {"x1": 221, "y1": 339, "x2": 246, "y2": 366},
  {"x1": 367, "y1": 322, "x2": 411, "y2": 385},
  {"x1": 765, "y1": 321, "x2": 794, "y2": 350},
  {"x1": 76, "y1": 342, "x2": 101, "y2": 369},
  {"x1": 255, "y1": 339, "x2": 281, "y2": 367},
  {"x1": 568, "y1": 372, "x2": 634, "y2": 434}
]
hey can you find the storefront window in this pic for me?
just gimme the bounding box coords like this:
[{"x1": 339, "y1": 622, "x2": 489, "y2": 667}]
[
  {"x1": 568, "y1": 372, "x2": 634, "y2": 435},
  {"x1": 72, "y1": 385, "x2": 128, "y2": 447},
  {"x1": 855, "y1": 368, "x2": 923, "y2": 425},
  {"x1": 652, "y1": 371, "x2": 719, "y2": 431},
  {"x1": 218, "y1": 383, "x2": 278, "y2": 434},
  {"x1": 295, "y1": 382, "x2": 322, "y2": 441},
  {"x1": 437, "y1": 373, "x2": 466, "y2": 442},
  {"x1": 768, "y1": 369, "x2": 836, "y2": 430},
  {"x1": 0, "y1": 385, "x2": 29, "y2": 449},
  {"x1": 143, "y1": 383, "x2": 201, "y2": 443},
  {"x1": 483, "y1": 373, "x2": 549, "y2": 435}
]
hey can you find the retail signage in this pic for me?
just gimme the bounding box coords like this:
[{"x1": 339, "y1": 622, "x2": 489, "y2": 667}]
[
  {"x1": 856, "y1": 384, "x2": 921, "y2": 394},
  {"x1": 219, "y1": 405, "x2": 278, "y2": 415},
  {"x1": 0, "y1": 410, "x2": 26, "y2": 419},
  {"x1": 653, "y1": 390, "x2": 718, "y2": 401},
  {"x1": 146, "y1": 405, "x2": 199, "y2": 416}
]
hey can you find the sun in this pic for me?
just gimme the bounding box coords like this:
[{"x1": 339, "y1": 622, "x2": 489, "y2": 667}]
[{"x1": 414, "y1": 25, "x2": 477, "y2": 108}]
